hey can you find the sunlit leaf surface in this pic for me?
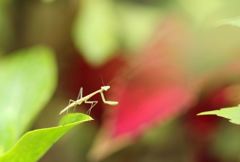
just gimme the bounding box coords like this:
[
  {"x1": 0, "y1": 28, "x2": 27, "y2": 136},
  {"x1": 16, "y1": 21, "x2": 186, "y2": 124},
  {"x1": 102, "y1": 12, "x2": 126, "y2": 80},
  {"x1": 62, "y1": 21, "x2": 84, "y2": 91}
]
[
  {"x1": 0, "y1": 113, "x2": 92, "y2": 162},
  {"x1": 198, "y1": 105, "x2": 240, "y2": 125}
]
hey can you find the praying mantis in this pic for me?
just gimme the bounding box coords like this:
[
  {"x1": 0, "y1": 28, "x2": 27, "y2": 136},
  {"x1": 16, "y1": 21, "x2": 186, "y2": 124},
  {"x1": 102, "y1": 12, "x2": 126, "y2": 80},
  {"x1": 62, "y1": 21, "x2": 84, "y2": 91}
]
[{"x1": 59, "y1": 86, "x2": 118, "y2": 115}]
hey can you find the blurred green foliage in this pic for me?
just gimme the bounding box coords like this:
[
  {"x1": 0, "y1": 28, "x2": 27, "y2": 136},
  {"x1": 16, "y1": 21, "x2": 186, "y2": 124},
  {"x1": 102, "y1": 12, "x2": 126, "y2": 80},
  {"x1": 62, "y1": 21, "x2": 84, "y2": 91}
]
[
  {"x1": 117, "y1": 3, "x2": 161, "y2": 52},
  {"x1": 0, "y1": 1, "x2": 13, "y2": 51},
  {"x1": 72, "y1": 0, "x2": 240, "y2": 67},
  {"x1": 0, "y1": 46, "x2": 57, "y2": 152},
  {"x1": 216, "y1": 16, "x2": 240, "y2": 27},
  {"x1": 212, "y1": 124, "x2": 240, "y2": 161},
  {"x1": 73, "y1": 0, "x2": 119, "y2": 66},
  {"x1": 72, "y1": 0, "x2": 165, "y2": 65}
]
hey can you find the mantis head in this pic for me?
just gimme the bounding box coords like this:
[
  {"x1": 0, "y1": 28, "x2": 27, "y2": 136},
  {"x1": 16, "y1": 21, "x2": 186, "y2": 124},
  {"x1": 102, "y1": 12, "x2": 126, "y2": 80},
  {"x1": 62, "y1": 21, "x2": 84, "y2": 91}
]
[{"x1": 101, "y1": 85, "x2": 110, "y2": 91}]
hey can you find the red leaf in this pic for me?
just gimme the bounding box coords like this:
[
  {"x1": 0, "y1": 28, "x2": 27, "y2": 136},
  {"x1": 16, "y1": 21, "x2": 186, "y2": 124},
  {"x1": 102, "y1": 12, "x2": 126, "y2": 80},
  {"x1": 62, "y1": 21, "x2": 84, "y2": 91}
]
[{"x1": 112, "y1": 85, "x2": 192, "y2": 137}]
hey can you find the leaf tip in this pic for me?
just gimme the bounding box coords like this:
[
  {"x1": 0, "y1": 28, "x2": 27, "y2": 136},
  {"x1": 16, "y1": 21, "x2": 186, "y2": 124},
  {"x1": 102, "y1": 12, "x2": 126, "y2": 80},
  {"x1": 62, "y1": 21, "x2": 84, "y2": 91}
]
[
  {"x1": 59, "y1": 113, "x2": 93, "y2": 125},
  {"x1": 197, "y1": 110, "x2": 217, "y2": 116}
]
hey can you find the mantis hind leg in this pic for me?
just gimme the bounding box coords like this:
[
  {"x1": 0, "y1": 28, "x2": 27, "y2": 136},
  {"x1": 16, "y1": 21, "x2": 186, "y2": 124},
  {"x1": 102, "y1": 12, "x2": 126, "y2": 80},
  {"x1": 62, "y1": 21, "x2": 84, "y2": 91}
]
[
  {"x1": 67, "y1": 99, "x2": 75, "y2": 113},
  {"x1": 73, "y1": 87, "x2": 83, "y2": 112},
  {"x1": 85, "y1": 100, "x2": 98, "y2": 115}
]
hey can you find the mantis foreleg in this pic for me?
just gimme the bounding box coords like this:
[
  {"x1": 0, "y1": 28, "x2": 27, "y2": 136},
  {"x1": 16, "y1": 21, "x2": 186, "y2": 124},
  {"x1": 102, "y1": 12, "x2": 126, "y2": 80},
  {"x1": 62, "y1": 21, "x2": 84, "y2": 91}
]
[{"x1": 100, "y1": 92, "x2": 118, "y2": 106}]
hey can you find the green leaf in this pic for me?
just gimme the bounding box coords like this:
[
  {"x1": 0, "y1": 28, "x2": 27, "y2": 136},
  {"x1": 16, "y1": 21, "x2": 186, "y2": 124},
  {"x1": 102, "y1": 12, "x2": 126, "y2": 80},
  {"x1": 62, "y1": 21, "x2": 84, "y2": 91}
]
[
  {"x1": 0, "y1": 46, "x2": 57, "y2": 151},
  {"x1": 0, "y1": 113, "x2": 93, "y2": 162},
  {"x1": 72, "y1": 0, "x2": 118, "y2": 66},
  {"x1": 197, "y1": 105, "x2": 240, "y2": 125}
]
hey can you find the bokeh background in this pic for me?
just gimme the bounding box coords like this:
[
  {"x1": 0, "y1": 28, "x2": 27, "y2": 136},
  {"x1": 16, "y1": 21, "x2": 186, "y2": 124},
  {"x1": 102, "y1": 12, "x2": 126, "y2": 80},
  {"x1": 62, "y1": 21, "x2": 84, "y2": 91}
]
[{"x1": 1, "y1": 0, "x2": 240, "y2": 162}]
